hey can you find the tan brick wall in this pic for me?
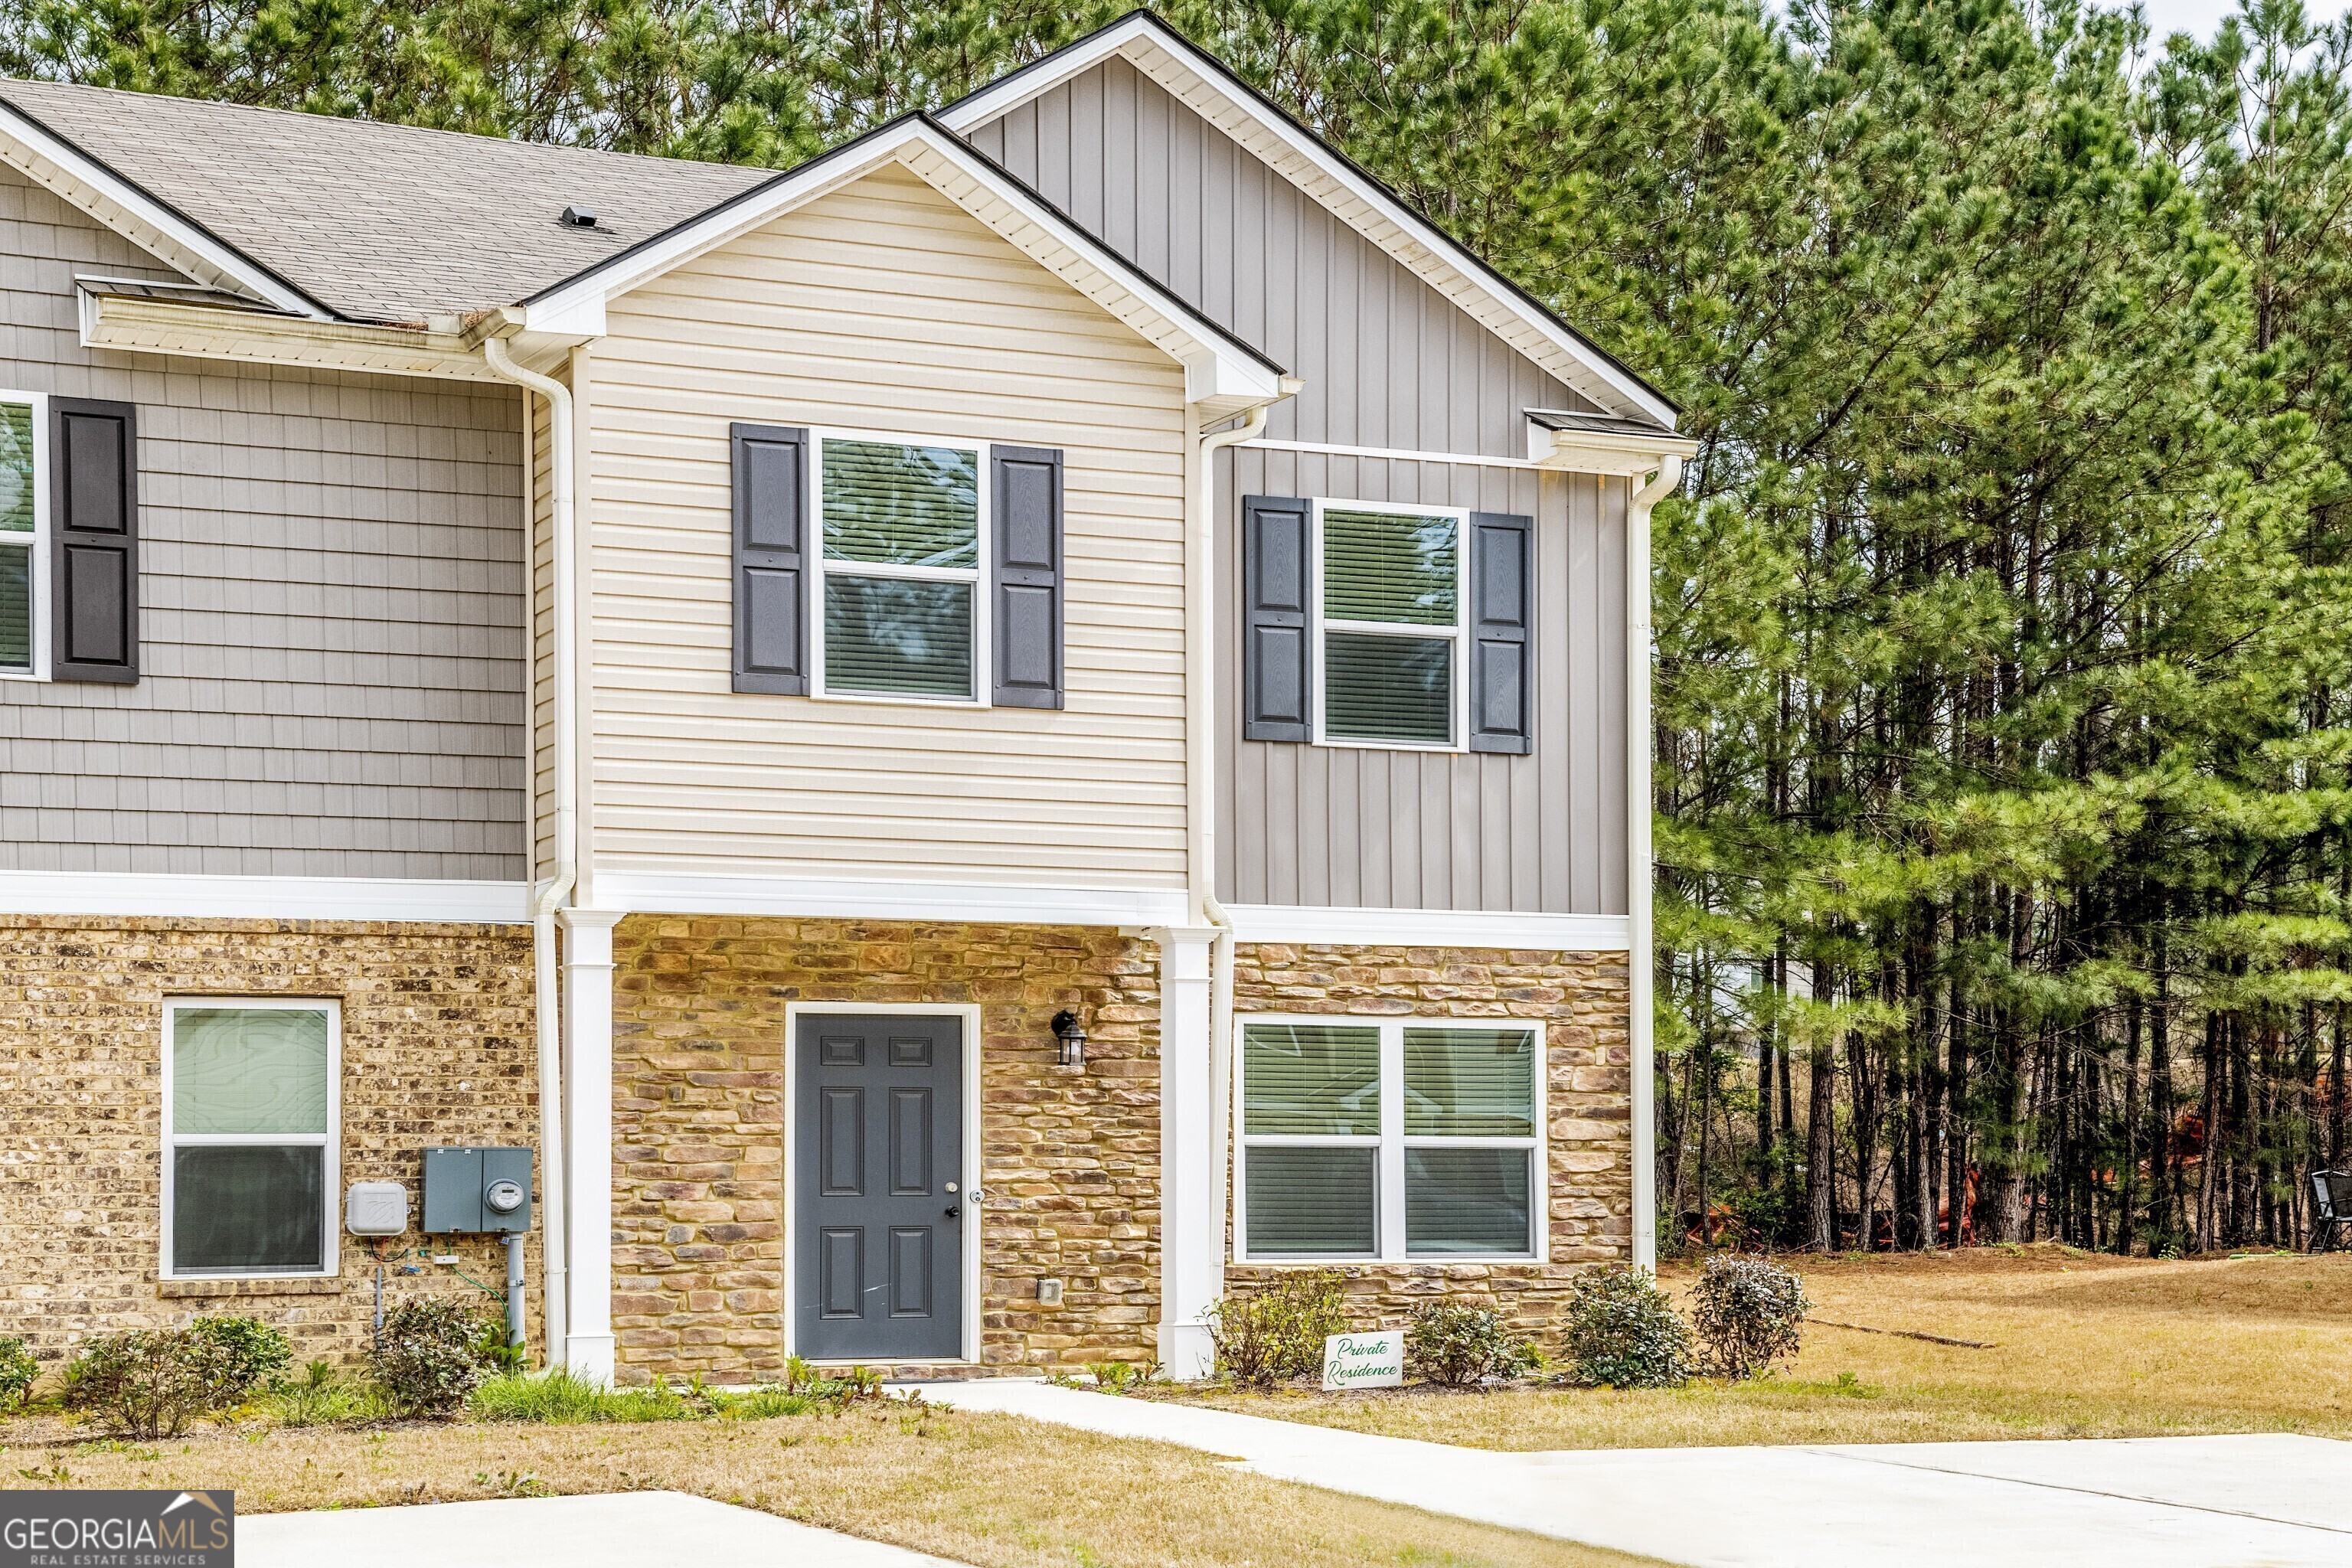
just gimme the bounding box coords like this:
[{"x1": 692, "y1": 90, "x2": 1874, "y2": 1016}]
[
  {"x1": 609, "y1": 917, "x2": 1161, "y2": 1383},
  {"x1": 1226, "y1": 942, "x2": 1631, "y2": 1338},
  {"x1": 0, "y1": 917, "x2": 540, "y2": 1375}
]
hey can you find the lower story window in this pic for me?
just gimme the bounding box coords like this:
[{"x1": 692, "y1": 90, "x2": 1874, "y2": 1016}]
[
  {"x1": 163, "y1": 999, "x2": 338, "y2": 1276},
  {"x1": 1239, "y1": 1017, "x2": 1541, "y2": 1260}
]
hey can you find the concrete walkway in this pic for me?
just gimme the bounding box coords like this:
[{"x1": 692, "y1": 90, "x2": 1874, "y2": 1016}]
[
  {"x1": 916, "y1": 1379, "x2": 2352, "y2": 1568},
  {"x1": 240, "y1": 1491, "x2": 973, "y2": 1567}
]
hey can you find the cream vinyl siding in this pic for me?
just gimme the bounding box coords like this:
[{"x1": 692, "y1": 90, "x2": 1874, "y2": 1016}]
[{"x1": 587, "y1": 165, "x2": 1191, "y2": 885}]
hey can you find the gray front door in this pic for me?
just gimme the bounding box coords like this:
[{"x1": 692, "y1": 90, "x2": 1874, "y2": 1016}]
[{"x1": 794, "y1": 1014, "x2": 965, "y2": 1361}]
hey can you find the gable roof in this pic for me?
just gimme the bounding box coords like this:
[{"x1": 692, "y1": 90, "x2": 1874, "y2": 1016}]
[
  {"x1": 936, "y1": 11, "x2": 1678, "y2": 430},
  {"x1": 0, "y1": 77, "x2": 771, "y2": 325}
]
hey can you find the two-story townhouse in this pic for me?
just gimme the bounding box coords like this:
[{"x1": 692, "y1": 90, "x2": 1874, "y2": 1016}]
[{"x1": 0, "y1": 12, "x2": 1694, "y2": 1386}]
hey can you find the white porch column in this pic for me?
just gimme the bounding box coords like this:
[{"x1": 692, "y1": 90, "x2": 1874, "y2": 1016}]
[
  {"x1": 558, "y1": 906, "x2": 622, "y2": 1383},
  {"x1": 1155, "y1": 926, "x2": 1220, "y2": 1378}
]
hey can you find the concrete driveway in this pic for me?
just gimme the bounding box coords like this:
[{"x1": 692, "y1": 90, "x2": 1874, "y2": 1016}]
[
  {"x1": 240, "y1": 1491, "x2": 972, "y2": 1568},
  {"x1": 920, "y1": 1380, "x2": 2352, "y2": 1568}
]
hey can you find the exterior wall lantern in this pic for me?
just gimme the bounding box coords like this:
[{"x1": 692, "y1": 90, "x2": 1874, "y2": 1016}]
[{"x1": 1051, "y1": 1008, "x2": 1087, "y2": 1068}]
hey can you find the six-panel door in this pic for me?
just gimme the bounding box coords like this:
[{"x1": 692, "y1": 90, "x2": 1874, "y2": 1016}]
[{"x1": 793, "y1": 1014, "x2": 965, "y2": 1361}]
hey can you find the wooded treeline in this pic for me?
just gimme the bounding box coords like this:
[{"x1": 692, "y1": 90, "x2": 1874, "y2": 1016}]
[{"x1": 13, "y1": 0, "x2": 2352, "y2": 1253}]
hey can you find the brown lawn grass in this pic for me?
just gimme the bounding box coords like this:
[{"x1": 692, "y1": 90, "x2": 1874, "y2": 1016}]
[
  {"x1": 0, "y1": 1401, "x2": 1667, "y2": 1568},
  {"x1": 1163, "y1": 1244, "x2": 2352, "y2": 1451}
]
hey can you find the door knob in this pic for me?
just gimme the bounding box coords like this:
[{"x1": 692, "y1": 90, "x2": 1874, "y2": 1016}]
[{"x1": 943, "y1": 1204, "x2": 960, "y2": 1219}]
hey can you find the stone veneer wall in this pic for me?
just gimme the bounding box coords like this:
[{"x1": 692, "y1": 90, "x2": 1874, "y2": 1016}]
[
  {"x1": 0, "y1": 917, "x2": 539, "y2": 1373},
  {"x1": 607, "y1": 917, "x2": 1161, "y2": 1383},
  {"x1": 1225, "y1": 942, "x2": 1631, "y2": 1335}
]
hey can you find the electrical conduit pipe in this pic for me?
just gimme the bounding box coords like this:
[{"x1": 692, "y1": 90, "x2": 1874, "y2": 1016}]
[
  {"x1": 482, "y1": 333, "x2": 577, "y2": 1364},
  {"x1": 1627, "y1": 455, "x2": 1682, "y2": 1273}
]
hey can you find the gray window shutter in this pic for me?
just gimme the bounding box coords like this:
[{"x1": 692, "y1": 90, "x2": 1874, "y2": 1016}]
[
  {"x1": 731, "y1": 422, "x2": 808, "y2": 694},
  {"x1": 1243, "y1": 495, "x2": 1312, "y2": 742},
  {"x1": 1468, "y1": 511, "x2": 1534, "y2": 754},
  {"x1": 991, "y1": 444, "x2": 1063, "y2": 709},
  {"x1": 51, "y1": 396, "x2": 138, "y2": 684}
]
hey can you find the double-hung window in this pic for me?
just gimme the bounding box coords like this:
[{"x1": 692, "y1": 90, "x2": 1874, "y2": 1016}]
[
  {"x1": 813, "y1": 433, "x2": 985, "y2": 702},
  {"x1": 0, "y1": 390, "x2": 45, "y2": 680},
  {"x1": 162, "y1": 999, "x2": 339, "y2": 1277},
  {"x1": 1316, "y1": 503, "x2": 1466, "y2": 748},
  {"x1": 1238, "y1": 1016, "x2": 1542, "y2": 1260}
]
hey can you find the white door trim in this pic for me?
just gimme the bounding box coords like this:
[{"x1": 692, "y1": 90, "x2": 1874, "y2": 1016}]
[{"x1": 781, "y1": 1001, "x2": 984, "y2": 1366}]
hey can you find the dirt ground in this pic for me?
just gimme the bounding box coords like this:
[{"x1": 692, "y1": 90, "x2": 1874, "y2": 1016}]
[
  {"x1": 0, "y1": 1400, "x2": 1666, "y2": 1568},
  {"x1": 1165, "y1": 1244, "x2": 2352, "y2": 1451}
]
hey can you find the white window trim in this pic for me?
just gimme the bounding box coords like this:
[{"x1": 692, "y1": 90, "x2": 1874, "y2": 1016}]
[
  {"x1": 807, "y1": 424, "x2": 995, "y2": 710},
  {"x1": 1233, "y1": 1011, "x2": 1547, "y2": 1264},
  {"x1": 159, "y1": 997, "x2": 341, "y2": 1281},
  {"x1": 0, "y1": 388, "x2": 50, "y2": 683},
  {"x1": 780, "y1": 1001, "x2": 984, "y2": 1365},
  {"x1": 1308, "y1": 497, "x2": 1470, "y2": 753}
]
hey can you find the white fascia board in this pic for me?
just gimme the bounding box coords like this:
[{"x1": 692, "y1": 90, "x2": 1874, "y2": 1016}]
[
  {"x1": 1525, "y1": 423, "x2": 1702, "y2": 476},
  {"x1": 1220, "y1": 903, "x2": 1631, "y2": 951},
  {"x1": 596, "y1": 871, "x2": 1191, "y2": 928},
  {"x1": 0, "y1": 871, "x2": 530, "y2": 923},
  {"x1": 0, "y1": 100, "x2": 329, "y2": 321},
  {"x1": 523, "y1": 122, "x2": 1276, "y2": 397},
  {"x1": 937, "y1": 17, "x2": 1677, "y2": 430},
  {"x1": 80, "y1": 291, "x2": 507, "y2": 382}
]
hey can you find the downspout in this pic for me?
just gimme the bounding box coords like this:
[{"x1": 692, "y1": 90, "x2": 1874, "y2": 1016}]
[
  {"x1": 1188, "y1": 400, "x2": 1270, "y2": 1324},
  {"x1": 482, "y1": 332, "x2": 577, "y2": 1364},
  {"x1": 1627, "y1": 455, "x2": 1682, "y2": 1274}
]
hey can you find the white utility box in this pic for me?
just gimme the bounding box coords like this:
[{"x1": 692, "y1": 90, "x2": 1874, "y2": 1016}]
[{"x1": 345, "y1": 1181, "x2": 409, "y2": 1236}]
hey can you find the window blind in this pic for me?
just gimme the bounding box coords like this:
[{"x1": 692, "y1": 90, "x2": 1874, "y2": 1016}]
[
  {"x1": 0, "y1": 400, "x2": 29, "y2": 672},
  {"x1": 172, "y1": 1007, "x2": 329, "y2": 1135},
  {"x1": 1243, "y1": 1023, "x2": 1381, "y2": 1135},
  {"x1": 823, "y1": 576, "x2": 972, "y2": 697},
  {"x1": 1321, "y1": 508, "x2": 1456, "y2": 623},
  {"x1": 1403, "y1": 1027, "x2": 1537, "y2": 1137},
  {"x1": 1325, "y1": 632, "x2": 1450, "y2": 744},
  {"x1": 821, "y1": 439, "x2": 978, "y2": 566},
  {"x1": 1245, "y1": 1146, "x2": 1378, "y2": 1254}
]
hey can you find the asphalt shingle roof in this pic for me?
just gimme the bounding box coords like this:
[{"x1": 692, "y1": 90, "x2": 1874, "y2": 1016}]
[{"x1": 0, "y1": 78, "x2": 775, "y2": 324}]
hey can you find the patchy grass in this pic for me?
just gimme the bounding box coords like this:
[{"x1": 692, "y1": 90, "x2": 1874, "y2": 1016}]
[
  {"x1": 1160, "y1": 1246, "x2": 2352, "y2": 1452},
  {"x1": 1, "y1": 1403, "x2": 1666, "y2": 1568}
]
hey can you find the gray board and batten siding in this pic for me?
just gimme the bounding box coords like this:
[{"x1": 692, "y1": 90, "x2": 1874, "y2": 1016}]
[
  {"x1": 965, "y1": 57, "x2": 1632, "y2": 915},
  {"x1": 0, "y1": 163, "x2": 529, "y2": 878}
]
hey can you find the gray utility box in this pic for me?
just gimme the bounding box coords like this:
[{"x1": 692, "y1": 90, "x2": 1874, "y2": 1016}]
[{"x1": 422, "y1": 1147, "x2": 534, "y2": 1233}]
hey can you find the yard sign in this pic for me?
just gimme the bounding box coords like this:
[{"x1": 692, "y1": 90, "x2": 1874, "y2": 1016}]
[{"x1": 1321, "y1": 1329, "x2": 1404, "y2": 1390}]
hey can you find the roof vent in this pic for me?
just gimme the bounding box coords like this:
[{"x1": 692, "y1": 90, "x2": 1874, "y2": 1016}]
[{"x1": 560, "y1": 205, "x2": 598, "y2": 229}]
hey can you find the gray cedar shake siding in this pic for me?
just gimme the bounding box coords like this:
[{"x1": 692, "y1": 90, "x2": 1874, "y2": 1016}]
[
  {"x1": 965, "y1": 57, "x2": 1632, "y2": 914},
  {"x1": 0, "y1": 164, "x2": 528, "y2": 877}
]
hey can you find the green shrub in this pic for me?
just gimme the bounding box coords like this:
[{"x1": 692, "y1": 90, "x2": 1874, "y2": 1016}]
[
  {"x1": 187, "y1": 1315, "x2": 292, "y2": 1403},
  {"x1": 0, "y1": 1337, "x2": 37, "y2": 1412},
  {"x1": 374, "y1": 1298, "x2": 498, "y2": 1418},
  {"x1": 1404, "y1": 1301, "x2": 1538, "y2": 1388},
  {"x1": 1690, "y1": 1254, "x2": 1810, "y2": 1379},
  {"x1": 260, "y1": 1359, "x2": 387, "y2": 1428},
  {"x1": 1204, "y1": 1269, "x2": 1351, "y2": 1386},
  {"x1": 1560, "y1": 1265, "x2": 1694, "y2": 1388},
  {"x1": 64, "y1": 1328, "x2": 244, "y2": 1438}
]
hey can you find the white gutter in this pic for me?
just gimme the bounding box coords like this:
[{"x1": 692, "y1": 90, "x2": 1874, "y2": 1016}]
[
  {"x1": 1627, "y1": 455, "x2": 1682, "y2": 1273},
  {"x1": 482, "y1": 333, "x2": 578, "y2": 1364}
]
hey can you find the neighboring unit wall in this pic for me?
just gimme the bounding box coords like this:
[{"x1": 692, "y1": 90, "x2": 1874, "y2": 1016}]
[
  {"x1": 1220, "y1": 452, "x2": 1629, "y2": 914},
  {"x1": 583, "y1": 165, "x2": 1192, "y2": 891},
  {"x1": 608, "y1": 915, "x2": 1161, "y2": 1382},
  {"x1": 1227, "y1": 939, "x2": 1631, "y2": 1333},
  {"x1": 0, "y1": 916, "x2": 537, "y2": 1364},
  {"x1": 0, "y1": 163, "x2": 529, "y2": 880},
  {"x1": 966, "y1": 59, "x2": 1632, "y2": 915}
]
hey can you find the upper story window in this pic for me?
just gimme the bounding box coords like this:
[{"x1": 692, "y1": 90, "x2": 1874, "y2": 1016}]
[
  {"x1": 817, "y1": 436, "x2": 983, "y2": 701},
  {"x1": 162, "y1": 998, "x2": 340, "y2": 1277},
  {"x1": 1237, "y1": 1015, "x2": 1542, "y2": 1261},
  {"x1": 730, "y1": 423, "x2": 1064, "y2": 710},
  {"x1": 0, "y1": 392, "x2": 46, "y2": 679},
  {"x1": 1318, "y1": 503, "x2": 1464, "y2": 747},
  {"x1": 1243, "y1": 495, "x2": 1531, "y2": 755}
]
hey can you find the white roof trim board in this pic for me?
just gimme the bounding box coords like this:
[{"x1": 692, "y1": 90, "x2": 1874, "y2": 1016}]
[
  {"x1": 0, "y1": 94, "x2": 330, "y2": 320},
  {"x1": 937, "y1": 13, "x2": 1678, "y2": 430},
  {"x1": 522, "y1": 116, "x2": 1285, "y2": 409}
]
